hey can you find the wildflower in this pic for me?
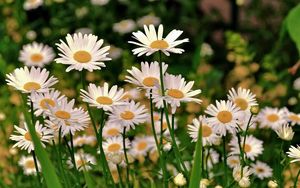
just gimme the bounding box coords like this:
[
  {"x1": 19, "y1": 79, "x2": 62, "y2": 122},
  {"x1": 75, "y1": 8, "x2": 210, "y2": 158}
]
[
  {"x1": 250, "y1": 161, "x2": 273, "y2": 180},
  {"x1": 137, "y1": 14, "x2": 161, "y2": 27},
  {"x1": 113, "y1": 19, "x2": 136, "y2": 34},
  {"x1": 55, "y1": 32, "x2": 111, "y2": 72},
  {"x1": 18, "y1": 156, "x2": 41, "y2": 175},
  {"x1": 19, "y1": 42, "x2": 55, "y2": 67},
  {"x1": 227, "y1": 155, "x2": 240, "y2": 169},
  {"x1": 130, "y1": 136, "x2": 155, "y2": 157},
  {"x1": 227, "y1": 87, "x2": 257, "y2": 112},
  {"x1": 173, "y1": 173, "x2": 186, "y2": 186},
  {"x1": 24, "y1": 0, "x2": 43, "y2": 10},
  {"x1": 238, "y1": 177, "x2": 250, "y2": 187},
  {"x1": 257, "y1": 107, "x2": 287, "y2": 129},
  {"x1": 200, "y1": 179, "x2": 210, "y2": 188},
  {"x1": 275, "y1": 124, "x2": 294, "y2": 141},
  {"x1": 103, "y1": 136, "x2": 130, "y2": 155},
  {"x1": 68, "y1": 152, "x2": 96, "y2": 171},
  {"x1": 232, "y1": 166, "x2": 252, "y2": 182},
  {"x1": 102, "y1": 121, "x2": 122, "y2": 138},
  {"x1": 268, "y1": 180, "x2": 278, "y2": 188},
  {"x1": 129, "y1": 24, "x2": 189, "y2": 56},
  {"x1": 287, "y1": 145, "x2": 300, "y2": 163}
]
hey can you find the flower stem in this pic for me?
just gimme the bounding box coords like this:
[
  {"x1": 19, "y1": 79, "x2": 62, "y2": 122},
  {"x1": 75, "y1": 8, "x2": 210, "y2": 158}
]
[
  {"x1": 122, "y1": 127, "x2": 130, "y2": 186},
  {"x1": 294, "y1": 168, "x2": 300, "y2": 188},
  {"x1": 242, "y1": 114, "x2": 253, "y2": 163},
  {"x1": 116, "y1": 164, "x2": 124, "y2": 188},
  {"x1": 222, "y1": 136, "x2": 228, "y2": 186},
  {"x1": 32, "y1": 150, "x2": 42, "y2": 186}
]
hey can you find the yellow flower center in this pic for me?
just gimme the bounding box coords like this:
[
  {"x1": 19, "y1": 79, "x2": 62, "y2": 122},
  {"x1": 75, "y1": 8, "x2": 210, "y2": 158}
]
[
  {"x1": 121, "y1": 93, "x2": 132, "y2": 100},
  {"x1": 217, "y1": 111, "x2": 233, "y2": 124},
  {"x1": 76, "y1": 159, "x2": 86, "y2": 167},
  {"x1": 256, "y1": 167, "x2": 265, "y2": 173},
  {"x1": 267, "y1": 114, "x2": 279, "y2": 122},
  {"x1": 40, "y1": 98, "x2": 55, "y2": 109},
  {"x1": 120, "y1": 111, "x2": 135, "y2": 120},
  {"x1": 167, "y1": 89, "x2": 184, "y2": 99},
  {"x1": 234, "y1": 98, "x2": 248, "y2": 110},
  {"x1": 107, "y1": 143, "x2": 121, "y2": 152},
  {"x1": 230, "y1": 159, "x2": 239, "y2": 165},
  {"x1": 24, "y1": 131, "x2": 41, "y2": 141},
  {"x1": 24, "y1": 160, "x2": 35, "y2": 169},
  {"x1": 55, "y1": 110, "x2": 71, "y2": 119},
  {"x1": 150, "y1": 40, "x2": 169, "y2": 49},
  {"x1": 142, "y1": 77, "x2": 158, "y2": 87},
  {"x1": 162, "y1": 122, "x2": 168, "y2": 130},
  {"x1": 30, "y1": 53, "x2": 43, "y2": 63},
  {"x1": 289, "y1": 114, "x2": 300, "y2": 122},
  {"x1": 137, "y1": 141, "x2": 148, "y2": 151},
  {"x1": 202, "y1": 125, "x2": 212, "y2": 137},
  {"x1": 244, "y1": 144, "x2": 252, "y2": 153},
  {"x1": 73, "y1": 50, "x2": 92, "y2": 63},
  {"x1": 107, "y1": 128, "x2": 119, "y2": 137},
  {"x1": 23, "y1": 82, "x2": 41, "y2": 91},
  {"x1": 96, "y1": 96, "x2": 113, "y2": 105},
  {"x1": 153, "y1": 114, "x2": 160, "y2": 121}
]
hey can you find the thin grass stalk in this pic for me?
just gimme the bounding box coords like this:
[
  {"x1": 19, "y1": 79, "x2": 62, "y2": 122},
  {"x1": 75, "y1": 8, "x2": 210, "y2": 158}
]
[
  {"x1": 32, "y1": 151, "x2": 42, "y2": 186},
  {"x1": 116, "y1": 164, "x2": 124, "y2": 188},
  {"x1": 222, "y1": 136, "x2": 228, "y2": 186},
  {"x1": 189, "y1": 122, "x2": 202, "y2": 188},
  {"x1": 122, "y1": 127, "x2": 130, "y2": 187},
  {"x1": 294, "y1": 168, "x2": 300, "y2": 188}
]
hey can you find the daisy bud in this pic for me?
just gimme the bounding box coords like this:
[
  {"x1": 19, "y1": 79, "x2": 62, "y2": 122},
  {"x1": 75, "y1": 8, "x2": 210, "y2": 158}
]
[
  {"x1": 238, "y1": 177, "x2": 250, "y2": 188},
  {"x1": 173, "y1": 173, "x2": 187, "y2": 186},
  {"x1": 163, "y1": 142, "x2": 172, "y2": 151},
  {"x1": 215, "y1": 185, "x2": 223, "y2": 188},
  {"x1": 267, "y1": 180, "x2": 278, "y2": 188},
  {"x1": 275, "y1": 124, "x2": 294, "y2": 141},
  {"x1": 250, "y1": 105, "x2": 259, "y2": 115},
  {"x1": 200, "y1": 178, "x2": 210, "y2": 188},
  {"x1": 107, "y1": 153, "x2": 123, "y2": 165}
]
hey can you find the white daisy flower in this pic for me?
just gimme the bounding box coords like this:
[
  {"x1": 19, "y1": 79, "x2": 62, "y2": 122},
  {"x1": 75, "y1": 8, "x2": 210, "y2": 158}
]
[
  {"x1": 121, "y1": 88, "x2": 141, "y2": 101},
  {"x1": 67, "y1": 152, "x2": 96, "y2": 171},
  {"x1": 103, "y1": 136, "x2": 130, "y2": 155},
  {"x1": 275, "y1": 124, "x2": 294, "y2": 141},
  {"x1": 204, "y1": 148, "x2": 219, "y2": 170},
  {"x1": 285, "y1": 111, "x2": 300, "y2": 126},
  {"x1": 30, "y1": 89, "x2": 66, "y2": 117},
  {"x1": 19, "y1": 42, "x2": 55, "y2": 67},
  {"x1": 251, "y1": 161, "x2": 273, "y2": 180},
  {"x1": 137, "y1": 14, "x2": 161, "y2": 27},
  {"x1": 129, "y1": 24, "x2": 189, "y2": 56},
  {"x1": 229, "y1": 135, "x2": 263, "y2": 161},
  {"x1": 151, "y1": 74, "x2": 201, "y2": 113},
  {"x1": 90, "y1": 0, "x2": 109, "y2": 6},
  {"x1": 113, "y1": 19, "x2": 136, "y2": 34},
  {"x1": 80, "y1": 82, "x2": 125, "y2": 111},
  {"x1": 287, "y1": 145, "x2": 300, "y2": 163},
  {"x1": 73, "y1": 135, "x2": 90, "y2": 147},
  {"x1": 108, "y1": 101, "x2": 148, "y2": 130},
  {"x1": 233, "y1": 166, "x2": 252, "y2": 182},
  {"x1": 10, "y1": 121, "x2": 53, "y2": 153},
  {"x1": 130, "y1": 136, "x2": 155, "y2": 157},
  {"x1": 227, "y1": 155, "x2": 240, "y2": 169},
  {"x1": 102, "y1": 121, "x2": 122, "y2": 138},
  {"x1": 125, "y1": 61, "x2": 168, "y2": 89},
  {"x1": 257, "y1": 107, "x2": 287, "y2": 129},
  {"x1": 18, "y1": 155, "x2": 41, "y2": 175},
  {"x1": 205, "y1": 100, "x2": 241, "y2": 136},
  {"x1": 24, "y1": 0, "x2": 43, "y2": 10},
  {"x1": 187, "y1": 115, "x2": 220, "y2": 146},
  {"x1": 6, "y1": 66, "x2": 58, "y2": 93},
  {"x1": 55, "y1": 32, "x2": 111, "y2": 72},
  {"x1": 46, "y1": 98, "x2": 90, "y2": 137},
  {"x1": 154, "y1": 113, "x2": 177, "y2": 136},
  {"x1": 108, "y1": 45, "x2": 123, "y2": 60},
  {"x1": 227, "y1": 87, "x2": 257, "y2": 112},
  {"x1": 44, "y1": 120, "x2": 60, "y2": 135}
]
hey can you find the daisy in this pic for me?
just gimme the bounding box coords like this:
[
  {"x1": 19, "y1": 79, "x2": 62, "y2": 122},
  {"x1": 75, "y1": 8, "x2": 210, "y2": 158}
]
[
  {"x1": 55, "y1": 32, "x2": 111, "y2": 72},
  {"x1": 125, "y1": 61, "x2": 168, "y2": 89},
  {"x1": 227, "y1": 155, "x2": 240, "y2": 169},
  {"x1": 275, "y1": 124, "x2": 294, "y2": 141},
  {"x1": 18, "y1": 156, "x2": 41, "y2": 175},
  {"x1": 151, "y1": 74, "x2": 202, "y2": 113},
  {"x1": 251, "y1": 161, "x2": 273, "y2": 180},
  {"x1": 67, "y1": 152, "x2": 96, "y2": 171},
  {"x1": 103, "y1": 136, "x2": 130, "y2": 155},
  {"x1": 73, "y1": 135, "x2": 89, "y2": 147},
  {"x1": 130, "y1": 136, "x2": 155, "y2": 157},
  {"x1": 129, "y1": 24, "x2": 189, "y2": 56},
  {"x1": 187, "y1": 115, "x2": 220, "y2": 146},
  {"x1": 137, "y1": 14, "x2": 161, "y2": 27},
  {"x1": 108, "y1": 101, "x2": 148, "y2": 130},
  {"x1": 24, "y1": 0, "x2": 43, "y2": 10},
  {"x1": 113, "y1": 19, "x2": 136, "y2": 35},
  {"x1": 287, "y1": 145, "x2": 300, "y2": 163},
  {"x1": 46, "y1": 98, "x2": 90, "y2": 136},
  {"x1": 121, "y1": 88, "x2": 141, "y2": 101},
  {"x1": 205, "y1": 100, "x2": 241, "y2": 136},
  {"x1": 233, "y1": 166, "x2": 252, "y2": 182},
  {"x1": 6, "y1": 66, "x2": 58, "y2": 93},
  {"x1": 229, "y1": 135, "x2": 263, "y2": 160},
  {"x1": 10, "y1": 121, "x2": 53, "y2": 153},
  {"x1": 154, "y1": 113, "x2": 177, "y2": 135},
  {"x1": 204, "y1": 148, "x2": 219, "y2": 170},
  {"x1": 227, "y1": 87, "x2": 257, "y2": 112},
  {"x1": 285, "y1": 111, "x2": 300, "y2": 126},
  {"x1": 80, "y1": 82, "x2": 125, "y2": 111},
  {"x1": 257, "y1": 107, "x2": 287, "y2": 129},
  {"x1": 19, "y1": 42, "x2": 55, "y2": 67},
  {"x1": 102, "y1": 121, "x2": 122, "y2": 138},
  {"x1": 30, "y1": 89, "x2": 66, "y2": 117}
]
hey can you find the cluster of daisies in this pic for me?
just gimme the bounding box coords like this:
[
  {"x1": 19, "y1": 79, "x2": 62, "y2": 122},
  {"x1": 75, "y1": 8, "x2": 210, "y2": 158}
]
[{"x1": 5, "y1": 23, "x2": 300, "y2": 187}]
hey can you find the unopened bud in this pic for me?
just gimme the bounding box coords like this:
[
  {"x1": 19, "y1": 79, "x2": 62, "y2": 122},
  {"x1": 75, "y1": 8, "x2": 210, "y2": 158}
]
[{"x1": 250, "y1": 106, "x2": 259, "y2": 115}]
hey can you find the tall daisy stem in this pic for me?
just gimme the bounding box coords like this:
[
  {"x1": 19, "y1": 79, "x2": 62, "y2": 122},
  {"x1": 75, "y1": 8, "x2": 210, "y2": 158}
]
[
  {"x1": 242, "y1": 114, "x2": 253, "y2": 163},
  {"x1": 157, "y1": 51, "x2": 188, "y2": 177},
  {"x1": 116, "y1": 164, "x2": 124, "y2": 188},
  {"x1": 32, "y1": 151, "x2": 42, "y2": 186},
  {"x1": 122, "y1": 127, "x2": 130, "y2": 186},
  {"x1": 149, "y1": 90, "x2": 168, "y2": 188},
  {"x1": 294, "y1": 168, "x2": 300, "y2": 188},
  {"x1": 222, "y1": 136, "x2": 228, "y2": 186}
]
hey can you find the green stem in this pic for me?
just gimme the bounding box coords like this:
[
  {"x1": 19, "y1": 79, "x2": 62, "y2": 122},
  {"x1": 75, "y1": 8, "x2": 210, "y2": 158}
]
[
  {"x1": 116, "y1": 164, "x2": 124, "y2": 188},
  {"x1": 242, "y1": 114, "x2": 253, "y2": 162},
  {"x1": 222, "y1": 136, "x2": 228, "y2": 186},
  {"x1": 294, "y1": 168, "x2": 300, "y2": 188},
  {"x1": 32, "y1": 151, "x2": 42, "y2": 186},
  {"x1": 122, "y1": 127, "x2": 130, "y2": 187},
  {"x1": 236, "y1": 133, "x2": 245, "y2": 177}
]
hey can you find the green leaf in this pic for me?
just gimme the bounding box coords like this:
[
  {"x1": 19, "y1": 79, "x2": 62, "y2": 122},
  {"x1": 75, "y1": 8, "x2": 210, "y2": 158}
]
[
  {"x1": 21, "y1": 95, "x2": 62, "y2": 188},
  {"x1": 189, "y1": 123, "x2": 202, "y2": 188},
  {"x1": 287, "y1": 3, "x2": 300, "y2": 56},
  {"x1": 83, "y1": 170, "x2": 96, "y2": 188}
]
